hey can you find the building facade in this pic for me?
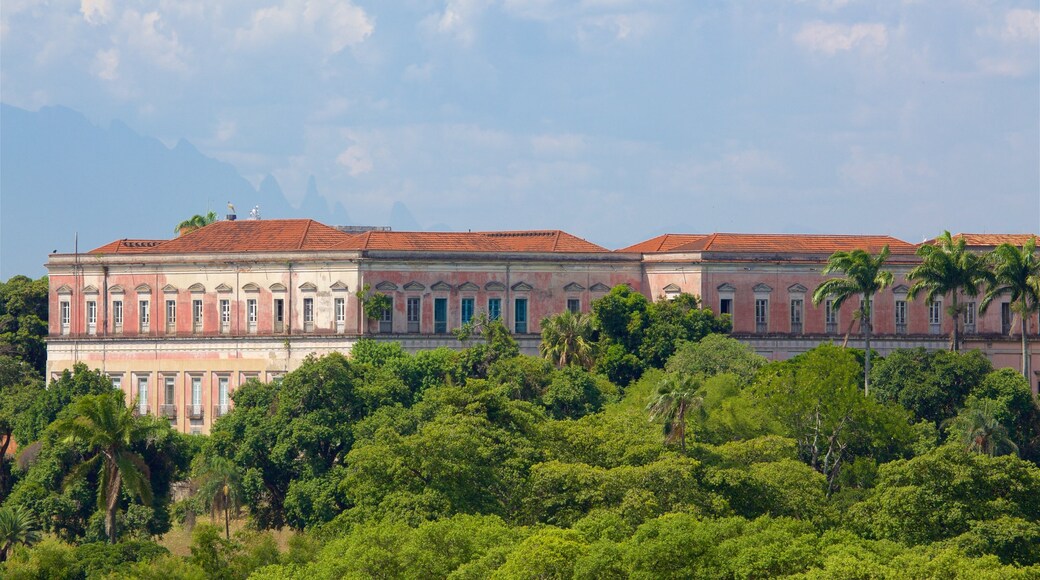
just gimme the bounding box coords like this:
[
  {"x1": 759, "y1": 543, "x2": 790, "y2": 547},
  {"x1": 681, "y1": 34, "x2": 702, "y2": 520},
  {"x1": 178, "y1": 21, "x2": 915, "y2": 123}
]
[{"x1": 46, "y1": 221, "x2": 1039, "y2": 433}]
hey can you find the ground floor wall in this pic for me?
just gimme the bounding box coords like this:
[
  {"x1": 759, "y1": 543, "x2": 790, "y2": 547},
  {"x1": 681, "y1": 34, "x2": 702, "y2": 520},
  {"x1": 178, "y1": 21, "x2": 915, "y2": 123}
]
[{"x1": 47, "y1": 332, "x2": 1040, "y2": 433}]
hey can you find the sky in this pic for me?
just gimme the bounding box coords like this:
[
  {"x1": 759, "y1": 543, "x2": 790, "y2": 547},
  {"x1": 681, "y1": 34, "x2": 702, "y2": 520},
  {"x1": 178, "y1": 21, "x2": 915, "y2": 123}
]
[{"x1": 2, "y1": 0, "x2": 1039, "y2": 254}]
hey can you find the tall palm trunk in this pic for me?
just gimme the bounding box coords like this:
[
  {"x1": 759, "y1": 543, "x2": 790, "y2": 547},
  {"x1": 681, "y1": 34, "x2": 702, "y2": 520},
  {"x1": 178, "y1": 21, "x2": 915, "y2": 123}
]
[
  {"x1": 1022, "y1": 315, "x2": 1031, "y2": 382},
  {"x1": 104, "y1": 457, "x2": 121, "y2": 544},
  {"x1": 862, "y1": 296, "x2": 871, "y2": 396},
  {"x1": 950, "y1": 293, "x2": 960, "y2": 352}
]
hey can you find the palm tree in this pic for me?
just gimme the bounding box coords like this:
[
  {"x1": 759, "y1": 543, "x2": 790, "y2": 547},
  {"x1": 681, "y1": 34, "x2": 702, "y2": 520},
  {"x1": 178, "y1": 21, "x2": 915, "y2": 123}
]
[
  {"x1": 539, "y1": 310, "x2": 595, "y2": 369},
  {"x1": 907, "y1": 231, "x2": 993, "y2": 352},
  {"x1": 812, "y1": 246, "x2": 894, "y2": 395},
  {"x1": 0, "y1": 505, "x2": 40, "y2": 562},
  {"x1": 980, "y1": 236, "x2": 1040, "y2": 381},
  {"x1": 192, "y1": 455, "x2": 244, "y2": 540},
  {"x1": 174, "y1": 211, "x2": 218, "y2": 236},
  {"x1": 946, "y1": 399, "x2": 1018, "y2": 457},
  {"x1": 646, "y1": 374, "x2": 702, "y2": 453},
  {"x1": 54, "y1": 393, "x2": 159, "y2": 543}
]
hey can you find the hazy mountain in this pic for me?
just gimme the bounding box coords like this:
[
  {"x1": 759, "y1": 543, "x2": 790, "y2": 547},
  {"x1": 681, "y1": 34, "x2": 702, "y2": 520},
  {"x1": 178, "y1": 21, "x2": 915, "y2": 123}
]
[
  {"x1": 0, "y1": 104, "x2": 353, "y2": 278},
  {"x1": 389, "y1": 201, "x2": 422, "y2": 232}
]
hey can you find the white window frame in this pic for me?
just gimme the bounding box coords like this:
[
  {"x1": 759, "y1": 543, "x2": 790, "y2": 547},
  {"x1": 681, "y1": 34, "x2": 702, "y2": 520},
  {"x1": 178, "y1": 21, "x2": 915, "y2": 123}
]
[
  {"x1": 192, "y1": 299, "x2": 203, "y2": 332},
  {"x1": 113, "y1": 300, "x2": 123, "y2": 332},
  {"x1": 60, "y1": 300, "x2": 71, "y2": 334},
  {"x1": 335, "y1": 297, "x2": 346, "y2": 332},
  {"x1": 139, "y1": 300, "x2": 150, "y2": 332},
  {"x1": 86, "y1": 300, "x2": 97, "y2": 334},
  {"x1": 247, "y1": 299, "x2": 258, "y2": 333},
  {"x1": 136, "y1": 375, "x2": 149, "y2": 415},
  {"x1": 219, "y1": 299, "x2": 231, "y2": 334},
  {"x1": 166, "y1": 299, "x2": 177, "y2": 331}
]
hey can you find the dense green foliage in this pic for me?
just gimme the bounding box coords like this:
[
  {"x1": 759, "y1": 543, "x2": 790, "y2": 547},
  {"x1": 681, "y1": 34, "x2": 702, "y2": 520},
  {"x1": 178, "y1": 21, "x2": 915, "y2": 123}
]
[{"x1": 2, "y1": 272, "x2": 1039, "y2": 577}]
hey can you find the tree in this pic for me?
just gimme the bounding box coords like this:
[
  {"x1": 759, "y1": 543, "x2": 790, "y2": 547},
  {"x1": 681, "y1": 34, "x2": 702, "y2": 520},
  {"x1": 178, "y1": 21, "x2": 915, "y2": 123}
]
[
  {"x1": 980, "y1": 236, "x2": 1040, "y2": 381},
  {"x1": 752, "y1": 345, "x2": 914, "y2": 493},
  {"x1": 192, "y1": 455, "x2": 244, "y2": 540},
  {"x1": 0, "y1": 505, "x2": 40, "y2": 562},
  {"x1": 174, "y1": 211, "x2": 218, "y2": 235},
  {"x1": 646, "y1": 374, "x2": 702, "y2": 453},
  {"x1": 355, "y1": 284, "x2": 393, "y2": 330},
  {"x1": 945, "y1": 398, "x2": 1019, "y2": 457},
  {"x1": 665, "y1": 334, "x2": 767, "y2": 385},
  {"x1": 812, "y1": 246, "x2": 894, "y2": 395},
  {"x1": 870, "y1": 348, "x2": 993, "y2": 426},
  {"x1": 539, "y1": 310, "x2": 595, "y2": 369},
  {"x1": 54, "y1": 392, "x2": 160, "y2": 543},
  {"x1": 0, "y1": 275, "x2": 49, "y2": 375},
  {"x1": 0, "y1": 356, "x2": 43, "y2": 499},
  {"x1": 907, "y1": 231, "x2": 993, "y2": 352}
]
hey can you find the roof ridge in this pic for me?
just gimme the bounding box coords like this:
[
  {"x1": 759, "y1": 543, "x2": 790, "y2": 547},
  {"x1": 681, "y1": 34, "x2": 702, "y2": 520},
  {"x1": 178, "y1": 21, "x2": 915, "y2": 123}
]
[
  {"x1": 298, "y1": 220, "x2": 313, "y2": 250},
  {"x1": 551, "y1": 230, "x2": 561, "y2": 252}
]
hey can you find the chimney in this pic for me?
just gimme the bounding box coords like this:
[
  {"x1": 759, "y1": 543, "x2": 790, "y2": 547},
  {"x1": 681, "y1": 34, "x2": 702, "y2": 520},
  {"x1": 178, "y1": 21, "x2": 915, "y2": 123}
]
[{"x1": 226, "y1": 214, "x2": 237, "y2": 221}]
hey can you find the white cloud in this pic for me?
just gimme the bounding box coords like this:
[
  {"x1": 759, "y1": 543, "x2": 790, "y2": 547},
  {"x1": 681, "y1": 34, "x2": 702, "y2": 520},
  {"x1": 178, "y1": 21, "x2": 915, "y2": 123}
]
[
  {"x1": 81, "y1": 0, "x2": 113, "y2": 25},
  {"x1": 422, "y1": 0, "x2": 489, "y2": 46},
  {"x1": 215, "y1": 119, "x2": 236, "y2": 142},
  {"x1": 794, "y1": 21, "x2": 887, "y2": 55},
  {"x1": 337, "y1": 144, "x2": 373, "y2": 176},
  {"x1": 235, "y1": 0, "x2": 373, "y2": 55},
  {"x1": 92, "y1": 48, "x2": 119, "y2": 80},
  {"x1": 120, "y1": 10, "x2": 189, "y2": 72},
  {"x1": 577, "y1": 12, "x2": 654, "y2": 43},
  {"x1": 1002, "y1": 9, "x2": 1039, "y2": 43}
]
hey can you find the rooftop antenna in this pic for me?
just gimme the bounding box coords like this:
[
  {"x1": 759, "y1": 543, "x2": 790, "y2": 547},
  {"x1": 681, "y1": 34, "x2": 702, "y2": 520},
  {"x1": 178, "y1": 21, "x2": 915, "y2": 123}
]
[{"x1": 249, "y1": 205, "x2": 261, "y2": 220}]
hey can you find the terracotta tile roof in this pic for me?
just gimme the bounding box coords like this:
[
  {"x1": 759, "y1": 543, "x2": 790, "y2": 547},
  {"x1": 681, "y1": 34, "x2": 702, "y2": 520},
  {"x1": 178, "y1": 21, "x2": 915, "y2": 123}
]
[
  {"x1": 329, "y1": 230, "x2": 609, "y2": 253},
  {"x1": 90, "y1": 220, "x2": 356, "y2": 254},
  {"x1": 666, "y1": 233, "x2": 917, "y2": 254},
  {"x1": 480, "y1": 230, "x2": 608, "y2": 252},
  {"x1": 617, "y1": 234, "x2": 707, "y2": 253},
  {"x1": 89, "y1": 239, "x2": 166, "y2": 254},
  {"x1": 934, "y1": 233, "x2": 1039, "y2": 248}
]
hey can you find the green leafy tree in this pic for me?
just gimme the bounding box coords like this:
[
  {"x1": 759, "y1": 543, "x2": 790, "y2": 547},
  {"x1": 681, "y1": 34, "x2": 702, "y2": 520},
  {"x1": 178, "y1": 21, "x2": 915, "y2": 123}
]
[
  {"x1": 980, "y1": 236, "x2": 1040, "y2": 380},
  {"x1": 851, "y1": 445, "x2": 1040, "y2": 546},
  {"x1": 0, "y1": 505, "x2": 40, "y2": 562},
  {"x1": 0, "y1": 356, "x2": 43, "y2": 499},
  {"x1": 454, "y1": 313, "x2": 520, "y2": 379},
  {"x1": 971, "y1": 368, "x2": 1040, "y2": 462},
  {"x1": 665, "y1": 334, "x2": 767, "y2": 385},
  {"x1": 945, "y1": 398, "x2": 1019, "y2": 457},
  {"x1": 646, "y1": 374, "x2": 702, "y2": 453},
  {"x1": 0, "y1": 275, "x2": 49, "y2": 375},
  {"x1": 907, "y1": 231, "x2": 994, "y2": 352},
  {"x1": 54, "y1": 392, "x2": 160, "y2": 543},
  {"x1": 752, "y1": 345, "x2": 914, "y2": 493},
  {"x1": 869, "y1": 348, "x2": 993, "y2": 426},
  {"x1": 355, "y1": 284, "x2": 393, "y2": 328},
  {"x1": 811, "y1": 246, "x2": 894, "y2": 394},
  {"x1": 16, "y1": 362, "x2": 115, "y2": 445},
  {"x1": 192, "y1": 455, "x2": 244, "y2": 539},
  {"x1": 174, "y1": 211, "x2": 218, "y2": 235},
  {"x1": 540, "y1": 310, "x2": 595, "y2": 369}
]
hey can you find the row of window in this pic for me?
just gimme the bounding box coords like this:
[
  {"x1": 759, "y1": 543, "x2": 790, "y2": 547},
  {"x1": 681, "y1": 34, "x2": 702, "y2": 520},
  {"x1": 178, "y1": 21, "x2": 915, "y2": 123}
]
[
  {"x1": 742, "y1": 298, "x2": 1013, "y2": 335},
  {"x1": 60, "y1": 295, "x2": 585, "y2": 335},
  {"x1": 377, "y1": 296, "x2": 573, "y2": 334},
  {"x1": 110, "y1": 372, "x2": 244, "y2": 422}
]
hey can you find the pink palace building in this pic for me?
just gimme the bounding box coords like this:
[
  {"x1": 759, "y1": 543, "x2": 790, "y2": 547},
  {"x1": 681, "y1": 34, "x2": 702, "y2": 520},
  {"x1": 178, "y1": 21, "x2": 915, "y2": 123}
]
[{"x1": 46, "y1": 219, "x2": 1039, "y2": 433}]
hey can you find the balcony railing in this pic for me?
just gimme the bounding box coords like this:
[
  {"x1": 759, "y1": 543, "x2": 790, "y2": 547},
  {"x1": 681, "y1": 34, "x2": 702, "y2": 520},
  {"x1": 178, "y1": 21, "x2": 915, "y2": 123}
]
[
  {"x1": 895, "y1": 323, "x2": 907, "y2": 335},
  {"x1": 790, "y1": 323, "x2": 802, "y2": 334},
  {"x1": 135, "y1": 404, "x2": 150, "y2": 416},
  {"x1": 159, "y1": 404, "x2": 177, "y2": 419},
  {"x1": 188, "y1": 404, "x2": 204, "y2": 420},
  {"x1": 826, "y1": 322, "x2": 838, "y2": 334},
  {"x1": 963, "y1": 323, "x2": 976, "y2": 334},
  {"x1": 756, "y1": 322, "x2": 768, "y2": 333},
  {"x1": 929, "y1": 323, "x2": 941, "y2": 335},
  {"x1": 274, "y1": 321, "x2": 284, "y2": 332},
  {"x1": 213, "y1": 404, "x2": 230, "y2": 418}
]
